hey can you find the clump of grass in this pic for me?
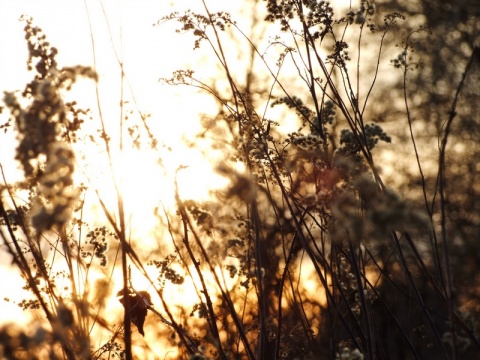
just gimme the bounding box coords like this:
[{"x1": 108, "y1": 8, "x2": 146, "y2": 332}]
[{"x1": 1, "y1": 1, "x2": 480, "y2": 359}]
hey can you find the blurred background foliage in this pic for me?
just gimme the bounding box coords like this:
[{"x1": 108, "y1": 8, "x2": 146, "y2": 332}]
[{"x1": 378, "y1": 0, "x2": 480, "y2": 318}]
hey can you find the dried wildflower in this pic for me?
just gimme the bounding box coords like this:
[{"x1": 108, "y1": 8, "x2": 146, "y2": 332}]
[
  {"x1": 327, "y1": 41, "x2": 350, "y2": 68},
  {"x1": 3, "y1": 19, "x2": 96, "y2": 236},
  {"x1": 272, "y1": 96, "x2": 315, "y2": 122},
  {"x1": 355, "y1": 13, "x2": 366, "y2": 25},
  {"x1": 30, "y1": 142, "x2": 78, "y2": 234},
  {"x1": 158, "y1": 10, "x2": 233, "y2": 50},
  {"x1": 184, "y1": 200, "x2": 214, "y2": 233},
  {"x1": 391, "y1": 50, "x2": 408, "y2": 68},
  {"x1": 292, "y1": 133, "x2": 323, "y2": 151},
  {"x1": 149, "y1": 256, "x2": 185, "y2": 287},
  {"x1": 338, "y1": 123, "x2": 390, "y2": 156},
  {"x1": 366, "y1": 3, "x2": 376, "y2": 16},
  {"x1": 190, "y1": 302, "x2": 208, "y2": 318},
  {"x1": 83, "y1": 226, "x2": 113, "y2": 267}
]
